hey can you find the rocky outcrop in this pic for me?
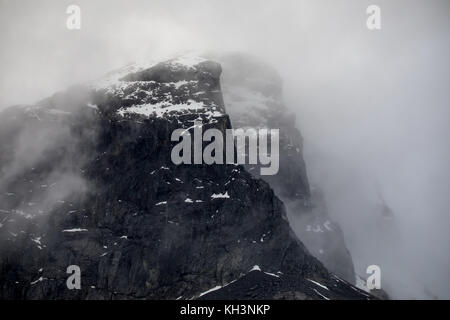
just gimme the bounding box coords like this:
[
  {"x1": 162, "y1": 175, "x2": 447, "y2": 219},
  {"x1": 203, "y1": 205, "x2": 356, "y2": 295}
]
[{"x1": 0, "y1": 55, "x2": 368, "y2": 299}]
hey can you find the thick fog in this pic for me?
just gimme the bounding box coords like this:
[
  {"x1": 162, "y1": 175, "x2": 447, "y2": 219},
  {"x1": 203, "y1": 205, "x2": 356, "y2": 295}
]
[{"x1": 1, "y1": 0, "x2": 449, "y2": 299}]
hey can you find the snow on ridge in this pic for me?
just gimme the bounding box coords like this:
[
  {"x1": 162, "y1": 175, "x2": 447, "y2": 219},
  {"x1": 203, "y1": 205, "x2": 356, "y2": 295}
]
[
  {"x1": 211, "y1": 192, "x2": 230, "y2": 199},
  {"x1": 249, "y1": 265, "x2": 261, "y2": 272},
  {"x1": 62, "y1": 228, "x2": 88, "y2": 233},
  {"x1": 248, "y1": 265, "x2": 280, "y2": 278},
  {"x1": 199, "y1": 285, "x2": 222, "y2": 297},
  {"x1": 198, "y1": 278, "x2": 240, "y2": 298},
  {"x1": 117, "y1": 100, "x2": 209, "y2": 118},
  {"x1": 313, "y1": 288, "x2": 330, "y2": 300},
  {"x1": 30, "y1": 277, "x2": 46, "y2": 285},
  {"x1": 91, "y1": 59, "x2": 158, "y2": 90},
  {"x1": 91, "y1": 54, "x2": 207, "y2": 91},
  {"x1": 307, "y1": 279, "x2": 329, "y2": 291},
  {"x1": 90, "y1": 54, "x2": 224, "y2": 121},
  {"x1": 264, "y1": 272, "x2": 280, "y2": 278},
  {"x1": 197, "y1": 265, "x2": 281, "y2": 298}
]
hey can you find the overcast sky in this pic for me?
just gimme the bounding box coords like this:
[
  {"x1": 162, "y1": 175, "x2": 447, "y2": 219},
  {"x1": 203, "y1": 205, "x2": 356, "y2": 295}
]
[{"x1": 1, "y1": 0, "x2": 449, "y2": 299}]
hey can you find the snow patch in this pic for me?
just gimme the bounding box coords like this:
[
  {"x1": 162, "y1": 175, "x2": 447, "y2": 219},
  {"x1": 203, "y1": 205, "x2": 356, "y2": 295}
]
[
  {"x1": 117, "y1": 100, "x2": 208, "y2": 118},
  {"x1": 264, "y1": 272, "x2": 280, "y2": 278},
  {"x1": 313, "y1": 289, "x2": 330, "y2": 300},
  {"x1": 30, "y1": 277, "x2": 46, "y2": 285},
  {"x1": 199, "y1": 286, "x2": 222, "y2": 297},
  {"x1": 211, "y1": 192, "x2": 230, "y2": 199},
  {"x1": 31, "y1": 237, "x2": 42, "y2": 245},
  {"x1": 249, "y1": 265, "x2": 262, "y2": 272},
  {"x1": 307, "y1": 279, "x2": 329, "y2": 291},
  {"x1": 62, "y1": 228, "x2": 88, "y2": 233}
]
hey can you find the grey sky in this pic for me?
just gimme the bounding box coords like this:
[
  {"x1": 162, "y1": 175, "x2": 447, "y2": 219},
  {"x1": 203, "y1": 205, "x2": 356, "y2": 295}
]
[{"x1": 1, "y1": 0, "x2": 449, "y2": 299}]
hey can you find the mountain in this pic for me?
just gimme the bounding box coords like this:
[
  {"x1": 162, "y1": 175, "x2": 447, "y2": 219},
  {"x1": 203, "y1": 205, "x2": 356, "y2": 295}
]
[{"x1": 0, "y1": 54, "x2": 370, "y2": 300}]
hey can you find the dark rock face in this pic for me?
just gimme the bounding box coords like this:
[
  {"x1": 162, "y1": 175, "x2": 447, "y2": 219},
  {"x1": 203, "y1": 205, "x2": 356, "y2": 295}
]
[
  {"x1": 0, "y1": 55, "x2": 368, "y2": 299},
  {"x1": 214, "y1": 53, "x2": 356, "y2": 284}
]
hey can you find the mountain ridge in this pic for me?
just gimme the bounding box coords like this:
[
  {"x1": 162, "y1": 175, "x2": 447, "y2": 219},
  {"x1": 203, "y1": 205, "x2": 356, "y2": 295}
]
[{"x1": 0, "y1": 54, "x2": 371, "y2": 300}]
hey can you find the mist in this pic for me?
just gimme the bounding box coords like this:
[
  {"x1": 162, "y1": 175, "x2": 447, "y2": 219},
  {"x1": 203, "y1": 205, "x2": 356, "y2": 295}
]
[{"x1": 1, "y1": 0, "x2": 449, "y2": 299}]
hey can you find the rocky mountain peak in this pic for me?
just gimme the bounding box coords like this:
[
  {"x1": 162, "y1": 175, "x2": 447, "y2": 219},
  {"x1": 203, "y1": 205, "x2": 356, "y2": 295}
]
[{"x1": 0, "y1": 54, "x2": 370, "y2": 300}]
